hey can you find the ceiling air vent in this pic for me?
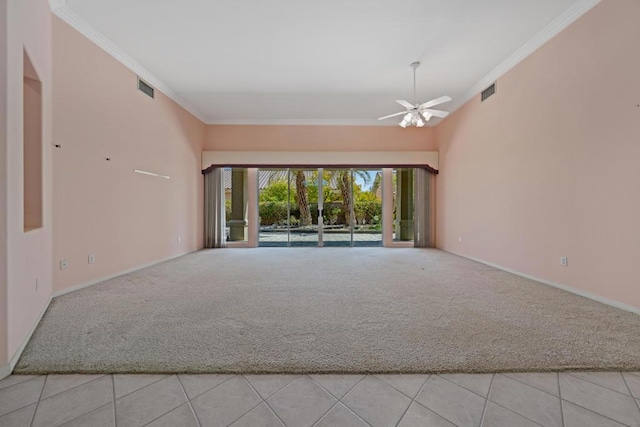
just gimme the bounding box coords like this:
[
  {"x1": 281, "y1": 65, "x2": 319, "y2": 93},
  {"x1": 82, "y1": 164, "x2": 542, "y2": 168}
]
[
  {"x1": 137, "y1": 78, "x2": 154, "y2": 99},
  {"x1": 481, "y1": 83, "x2": 496, "y2": 102}
]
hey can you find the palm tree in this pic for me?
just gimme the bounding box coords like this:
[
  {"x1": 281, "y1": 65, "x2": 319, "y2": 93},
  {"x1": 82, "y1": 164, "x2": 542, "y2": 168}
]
[
  {"x1": 294, "y1": 170, "x2": 312, "y2": 226},
  {"x1": 371, "y1": 171, "x2": 382, "y2": 198},
  {"x1": 326, "y1": 169, "x2": 370, "y2": 226},
  {"x1": 261, "y1": 169, "x2": 312, "y2": 227}
]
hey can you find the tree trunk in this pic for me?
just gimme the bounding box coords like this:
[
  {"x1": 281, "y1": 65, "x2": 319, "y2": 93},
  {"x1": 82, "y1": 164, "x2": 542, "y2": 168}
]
[
  {"x1": 295, "y1": 171, "x2": 312, "y2": 226},
  {"x1": 339, "y1": 171, "x2": 352, "y2": 226}
]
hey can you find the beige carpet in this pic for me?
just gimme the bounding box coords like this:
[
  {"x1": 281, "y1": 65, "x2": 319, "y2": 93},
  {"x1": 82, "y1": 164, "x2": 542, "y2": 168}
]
[{"x1": 15, "y1": 248, "x2": 640, "y2": 374}]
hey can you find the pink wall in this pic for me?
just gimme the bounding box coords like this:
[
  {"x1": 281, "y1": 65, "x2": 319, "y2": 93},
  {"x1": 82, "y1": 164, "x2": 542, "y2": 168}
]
[
  {"x1": 52, "y1": 18, "x2": 205, "y2": 293},
  {"x1": 435, "y1": 0, "x2": 640, "y2": 309},
  {"x1": 204, "y1": 125, "x2": 436, "y2": 152},
  {"x1": 0, "y1": 0, "x2": 8, "y2": 367},
  {"x1": 0, "y1": 0, "x2": 54, "y2": 366}
]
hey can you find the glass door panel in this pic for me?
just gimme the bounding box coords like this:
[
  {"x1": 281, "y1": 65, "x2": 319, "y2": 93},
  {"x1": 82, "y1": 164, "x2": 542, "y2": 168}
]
[
  {"x1": 258, "y1": 168, "x2": 290, "y2": 247},
  {"x1": 289, "y1": 169, "x2": 319, "y2": 247},
  {"x1": 352, "y1": 169, "x2": 383, "y2": 247},
  {"x1": 323, "y1": 169, "x2": 353, "y2": 247}
]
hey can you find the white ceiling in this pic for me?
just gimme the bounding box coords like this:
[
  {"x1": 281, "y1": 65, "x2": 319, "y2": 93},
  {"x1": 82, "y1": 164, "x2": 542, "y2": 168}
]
[{"x1": 59, "y1": 0, "x2": 596, "y2": 125}]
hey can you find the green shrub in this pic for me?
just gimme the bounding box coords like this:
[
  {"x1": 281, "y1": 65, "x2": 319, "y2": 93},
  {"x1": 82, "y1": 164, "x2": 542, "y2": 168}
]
[
  {"x1": 354, "y1": 200, "x2": 382, "y2": 225},
  {"x1": 259, "y1": 201, "x2": 288, "y2": 225}
]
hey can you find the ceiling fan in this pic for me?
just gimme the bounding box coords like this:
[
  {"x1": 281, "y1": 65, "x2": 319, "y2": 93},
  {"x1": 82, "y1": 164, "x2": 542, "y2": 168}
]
[{"x1": 378, "y1": 61, "x2": 451, "y2": 127}]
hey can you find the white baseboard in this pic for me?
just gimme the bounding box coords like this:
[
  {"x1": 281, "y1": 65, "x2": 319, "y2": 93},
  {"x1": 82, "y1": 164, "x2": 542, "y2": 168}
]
[
  {"x1": 53, "y1": 250, "x2": 197, "y2": 298},
  {"x1": 0, "y1": 295, "x2": 54, "y2": 380},
  {"x1": 0, "y1": 363, "x2": 12, "y2": 380},
  {"x1": 445, "y1": 250, "x2": 640, "y2": 315}
]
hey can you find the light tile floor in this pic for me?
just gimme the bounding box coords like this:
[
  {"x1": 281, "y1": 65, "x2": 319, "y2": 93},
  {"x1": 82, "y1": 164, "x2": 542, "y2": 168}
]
[{"x1": 1, "y1": 371, "x2": 639, "y2": 427}]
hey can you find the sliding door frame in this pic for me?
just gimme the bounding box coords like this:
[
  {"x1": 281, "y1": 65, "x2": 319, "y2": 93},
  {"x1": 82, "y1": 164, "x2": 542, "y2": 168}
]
[{"x1": 215, "y1": 165, "x2": 435, "y2": 248}]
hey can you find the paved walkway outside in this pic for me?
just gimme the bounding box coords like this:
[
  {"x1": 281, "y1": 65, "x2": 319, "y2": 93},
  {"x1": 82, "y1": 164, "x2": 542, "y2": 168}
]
[
  {"x1": 1, "y1": 371, "x2": 639, "y2": 426},
  {"x1": 259, "y1": 231, "x2": 383, "y2": 247}
]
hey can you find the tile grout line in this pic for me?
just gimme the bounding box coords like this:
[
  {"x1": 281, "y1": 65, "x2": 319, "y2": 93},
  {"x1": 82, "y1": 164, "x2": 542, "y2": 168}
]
[
  {"x1": 0, "y1": 377, "x2": 47, "y2": 420},
  {"x1": 51, "y1": 402, "x2": 114, "y2": 427},
  {"x1": 412, "y1": 399, "x2": 467, "y2": 427},
  {"x1": 621, "y1": 373, "x2": 640, "y2": 414},
  {"x1": 111, "y1": 375, "x2": 117, "y2": 427},
  {"x1": 176, "y1": 375, "x2": 201, "y2": 427},
  {"x1": 438, "y1": 373, "x2": 494, "y2": 400},
  {"x1": 228, "y1": 376, "x2": 282, "y2": 427},
  {"x1": 307, "y1": 374, "x2": 362, "y2": 402},
  {"x1": 244, "y1": 374, "x2": 301, "y2": 401},
  {"x1": 333, "y1": 375, "x2": 373, "y2": 427},
  {"x1": 556, "y1": 376, "x2": 632, "y2": 427},
  {"x1": 557, "y1": 373, "x2": 565, "y2": 427},
  {"x1": 139, "y1": 376, "x2": 194, "y2": 427},
  {"x1": 560, "y1": 373, "x2": 640, "y2": 424},
  {"x1": 478, "y1": 374, "x2": 494, "y2": 427},
  {"x1": 0, "y1": 375, "x2": 40, "y2": 391},
  {"x1": 241, "y1": 375, "x2": 287, "y2": 426},
  {"x1": 486, "y1": 396, "x2": 548, "y2": 427},
  {"x1": 307, "y1": 374, "x2": 372, "y2": 426},
  {"x1": 394, "y1": 401, "x2": 416, "y2": 427},
  {"x1": 334, "y1": 401, "x2": 373, "y2": 427},
  {"x1": 393, "y1": 374, "x2": 431, "y2": 427},
  {"x1": 501, "y1": 372, "x2": 562, "y2": 399},
  {"x1": 328, "y1": 375, "x2": 372, "y2": 425},
  {"x1": 185, "y1": 374, "x2": 238, "y2": 402},
  {"x1": 11, "y1": 374, "x2": 113, "y2": 426},
  {"x1": 37, "y1": 374, "x2": 107, "y2": 402},
  {"x1": 464, "y1": 377, "x2": 547, "y2": 427},
  {"x1": 333, "y1": 374, "x2": 368, "y2": 403},
  {"x1": 410, "y1": 375, "x2": 431, "y2": 400},
  {"x1": 257, "y1": 400, "x2": 287, "y2": 427},
  {"x1": 310, "y1": 398, "x2": 341, "y2": 427},
  {"x1": 28, "y1": 375, "x2": 47, "y2": 427},
  {"x1": 402, "y1": 375, "x2": 460, "y2": 427},
  {"x1": 374, "y1": 374, "x2": 430, "y2": 401},
  {"x1": 559, "y1": 399, "x2": 632, "y2": 426},
  {"x1": 564, "y1": 371, "x2": 633, "y2": 397},
  {"x1": 113, "y1": 374, "x2": 169, "y2": 401}
]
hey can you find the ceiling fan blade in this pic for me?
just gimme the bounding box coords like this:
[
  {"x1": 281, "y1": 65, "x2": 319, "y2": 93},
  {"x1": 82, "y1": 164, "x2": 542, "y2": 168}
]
[
  {"x1": 395, "y1": 100, "x2": 415, "y2": 110},
  {"x1": 378, "y1": 111, "x2": 407, "y2": 121},
  {"x1": 419, "y1": 95, "x2": 452, "y2": 110},
  {"x1": 422, "y1": 109, "x2": 449, "y2": 118}
]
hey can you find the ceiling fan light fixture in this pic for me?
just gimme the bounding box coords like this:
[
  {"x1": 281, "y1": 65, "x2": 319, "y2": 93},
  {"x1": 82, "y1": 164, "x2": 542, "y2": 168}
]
[
  {"x1": 399, "y1": 113, "x2": 412, "y2": 128},
  {"x1": 378, "y1": 61, "x2": 451, "y2": 128}
]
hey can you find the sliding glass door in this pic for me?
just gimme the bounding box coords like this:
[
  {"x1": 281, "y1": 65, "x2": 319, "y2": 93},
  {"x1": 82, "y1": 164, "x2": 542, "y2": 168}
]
[
  {"x1": 258, "y1": 168, "x2": 290, "y2": 247},
  {"x1": 322, "y1": 169, "x2": 352, "y2": 247},
  {"x1": 352, "y1": 169, "x2": 382, "y2": 247},
  {"x1": 258, "y1": 168, "x2": 382, "y2": 247},
  {"x1": 289, "y1": 169, "x2": 319, "y2": 247}
]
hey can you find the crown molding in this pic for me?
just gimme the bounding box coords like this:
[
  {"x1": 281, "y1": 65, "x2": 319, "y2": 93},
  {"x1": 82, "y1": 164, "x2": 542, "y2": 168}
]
[
  {"x1": 50, "y1": 4, "x2": 208, "y2": 123},
  {"x1": 205, "y1": 118, "x2": 439, "y2": 127},
  {"x1": 446, "y1": 0, "x2": 601, "y2": 115},
  {"x1": 48, "y1": 0, "x2": 65, "y2": 12},
  {"x1": 49, "y1": 0, "x2": 599, "y2": 128}
]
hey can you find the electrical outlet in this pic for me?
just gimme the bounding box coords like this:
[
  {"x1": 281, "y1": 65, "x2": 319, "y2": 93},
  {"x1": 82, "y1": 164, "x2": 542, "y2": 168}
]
[
  {"x1": 60, "y1": 259, "x2": 68, "y2": 270},
  {"x1": 177, "y1": 236, "x2": 182, "y2": 243},
  {"x1": 459, "y1": 236, "x2": 463, "y2": 242},
  {"x1": 560, "y1": 256, "x2": 568, "y2": 266},
  {"x1": 88, "y1": 254, "x2": 96, "y2": 264}
]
